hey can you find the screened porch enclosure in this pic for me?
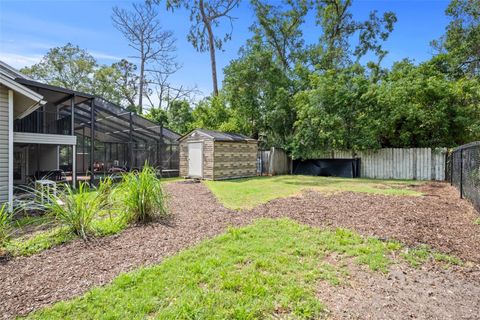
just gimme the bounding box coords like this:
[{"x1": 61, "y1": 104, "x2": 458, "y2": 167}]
[
  {"x1": 15, "y1": 78, "x2": 180, "y2": 185},
  {"x1": 74, "y1": 98, "x2": 180, "y2": 181}
]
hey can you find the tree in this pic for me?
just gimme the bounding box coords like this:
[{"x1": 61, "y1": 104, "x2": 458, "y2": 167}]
[
  {"x1": 314, "y1": 0, "x2": 397, "y2": 70},
  {"x1": 92, "y1": 60, "x2": 139, "y2": 107},
  {"x1": 145, "y1": 105, "x2": 168, "y2": 124},
  {"x1": 20, "y1": 43, "x2": 96, "y2": 92},
  {"x1": 250, "y1": 0, "x2": 308, "y2": 71},
  {"x1": 111, "y1": 59, "x2": 140, "y2": 109},
  {"x1": 431, "y1": 0, "x2": 480, "y2": 77},
  {"x1": 92, "y1": 64, "x2": 124, "y2": 105},
  {"x1": 145, "y1": 62, "x2": 200, "y2": 110},
  {"x1": 145, "y1": 100, "x2": 194, "y2": 134},
  {"x1": 167, "y1": 100, "x2": 194, "y2": 134},
  {"x1": 375, "y1": 59, "x2": 480, "y2": 147},
  {"x1": 191, "y1": 95, "x2": 237, "y2": 131},
  {"x1": 112, "y1": 2, "x2": 176, "y2": 113},
  {"x1": 20, "y1": 44, "x2": 140, "y2": 109},
  {"x1": 156, "y1": 0, "x2": 240, "y2": 96},
  {"x1": 223, "y1": 42, "x2": 294, "y2": 146},
  {"x1": 292, "y1": 65, "x2": 381, "y2": 159}
]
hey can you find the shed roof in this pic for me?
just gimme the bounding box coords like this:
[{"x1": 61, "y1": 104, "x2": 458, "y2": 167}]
[{"x1": 179, "y1": 129, "x2": 256, "y2": 142}]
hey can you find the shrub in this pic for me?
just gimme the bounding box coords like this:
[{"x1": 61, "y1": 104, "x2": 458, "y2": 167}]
[
  {"x1": 45, "y1": 180, "x2": 111, "y2": 240},
  {"x1": 118, "y1": 165, "x2": 167, "y2": 223},
  {"x1": 0, "y1": 203, "x2": 13, "y2": 247}
]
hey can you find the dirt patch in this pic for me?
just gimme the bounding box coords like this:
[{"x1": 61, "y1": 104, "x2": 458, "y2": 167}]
[
  {"x1": 318, "y1": 261, "x2": 480, "y2": 320},
  {"x1": 0, "y1": 181, "x2": 479, "y2": 319}
]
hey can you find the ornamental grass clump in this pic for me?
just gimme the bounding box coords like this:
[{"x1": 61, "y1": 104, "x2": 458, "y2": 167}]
[
  {"x1": 119, "y1": 165, "x2": 167, "y2": 223},
  {"x1": 0, "y1": 203, "x2": 13, "y2": 248},
  {"x1": 45, "y1": 179, "x2": 112, "y2": 240}
]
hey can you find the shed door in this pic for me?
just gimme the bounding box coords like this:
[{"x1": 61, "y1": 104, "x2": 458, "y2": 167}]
[{"x1": 188, "y1": 142, "x2": 203, "y2": 178}]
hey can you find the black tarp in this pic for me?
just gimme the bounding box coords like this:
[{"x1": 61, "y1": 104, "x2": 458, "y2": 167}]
[{"x1": 292, "y1": 158, "x2": 361, "y2": 178}]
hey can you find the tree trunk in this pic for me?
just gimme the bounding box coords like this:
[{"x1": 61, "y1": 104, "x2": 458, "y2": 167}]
[
  {"x1": 207, "y1": 24, "x2": 219, "y2": 96},
  {"x1": 138, "y1": 58, "x2": 145, "y2": 114},
  {"x1": 199, "y1": 0, "x2": 219, "y2": 96}
]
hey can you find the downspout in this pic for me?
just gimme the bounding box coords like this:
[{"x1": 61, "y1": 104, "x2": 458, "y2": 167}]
[{"x1": 7, "y1": 90, "x2": 13, "y2": 210}]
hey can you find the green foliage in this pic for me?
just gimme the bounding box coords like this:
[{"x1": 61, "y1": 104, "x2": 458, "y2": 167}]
[
  {"x1": 167, "y1": 100, "x2": 194, "y2": 134},
  {"x1": 5, "y1": 206, "x2": 116, "y2": 258},
  {"x1": 223, "y1": 43, "x2": 295, "y2": 147},
  {"x1": 26, "y1": 219, "x2": 410, "y2": 319},
  {"x1": 314, "y1": 0, "x2": 397, "y2": 69},
  {"x1": 250, "y1": 0, "x2": 308, "y2": 70},
  {"x1": 18, "y1": 0, "x2": 480, "y2": 157},
  {"x1": 292, "y1": 65, "x2": 380, "y2": 158},
  {"x1": 191, "y1": 94, "x2": 239, "y2": 132},
  {"x1": 401, "y1": 245, "x2": 462, "y2": 268},
  {"x1": 45, "y1": 180, "x2": 111, "y2": 240},
  {"x1": 118, "y1": 165, "x2": 167, "y2": 223},
  {"x1": 0, "y1": 203, "x2": 13, "y2": 247},
  {"x1": 20, "y1": 43, "x2": 97, "y2": 92},
  {"x1": 201, "y1": 0, "x2": 480, "y2": 158},
  {"x1": 20, "y1": 44, "x2": 139, "y2": 109},
  {"x1": 91, "y1": 216, "x2": 128, "y2": 237},
  {"x1": 13, "y1": 214, "x2": 51, "y2": 229},
  {"x1": 145, "y1": 106, "x2": 168, "y2": 124},
  {"x1": 204, "y1": 175, "x2": 422, "y2": 210},
  {"x1": 432, "y1": 0, "x2": 480, "y2": 77},
  {"x1": 291, "y1": 58, "x2": 480, "y2": 157},
  {"x1": 6, "y1": 227, "x2": 74, "y2": 257},
  {"x1": 3, "y1": 177, "x2": 179, "y2": 257},
  {"x1": 92, "y1": 59, "x2": 139, "y2": 108},
  {"x1": 375, "y1": 59, "x2": 480, "y2": 147}
]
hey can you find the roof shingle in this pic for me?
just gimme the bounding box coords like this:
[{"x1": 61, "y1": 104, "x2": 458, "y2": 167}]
[{"x1": 180, "y1": 129, "x2": 255, "y2": 142}]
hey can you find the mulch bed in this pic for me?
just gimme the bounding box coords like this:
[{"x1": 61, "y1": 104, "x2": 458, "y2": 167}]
[
  {"x1": 248, "y1": 182, "x2": 480, "y2": 264},
  {"x1": 1, "y1": 181, "x2": 479, "y2": 319},
  {"x1": 317, "y1": 256, "x2": 480, "y2": 320}
]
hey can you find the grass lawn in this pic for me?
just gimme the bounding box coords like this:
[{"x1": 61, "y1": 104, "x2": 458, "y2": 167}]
[
  {"x1": 24, "y1": 219, "x2": 399, "y2": 319},
  {"x1": 26, "y1": 218, "x2": 458, "y2": 320},
  {"x1": 204, "y1": 175, "x2": 423, "y2": 210}
]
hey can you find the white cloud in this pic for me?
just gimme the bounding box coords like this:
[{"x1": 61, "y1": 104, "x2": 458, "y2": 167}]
[
  {"x1": 0, "y1": 52, "x2": 42, "y2": 69},
  {"x1": 90, "y1": 51, "x2": 124, "y2": 62}
]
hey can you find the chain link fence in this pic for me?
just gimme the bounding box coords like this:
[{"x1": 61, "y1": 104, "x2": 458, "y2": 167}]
[{"x1": 446, "y1": 142, "x2": 480, "y2": 212}]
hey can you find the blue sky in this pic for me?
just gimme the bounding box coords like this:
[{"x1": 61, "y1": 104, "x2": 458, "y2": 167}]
[{"x1": 0, "y1": 0, "x2": 450, "y2": 96}]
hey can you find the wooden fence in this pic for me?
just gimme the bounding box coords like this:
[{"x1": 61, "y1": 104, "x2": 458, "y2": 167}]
[
  {"x1": 258, "y1": 147, "x2": 447, "y2": 180},
  {"x1": 257, "y1": 147, "x2": 291, "y2": 176},
  {"x1": 314, "y1": 148, "x2": 447, "y2": 180}
]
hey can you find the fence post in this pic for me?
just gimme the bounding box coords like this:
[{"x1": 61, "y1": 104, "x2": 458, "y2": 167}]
[
  {"x1": 460, "y1": 148, "x2": 463, "y2": 199},
  {"x1": 449, "y1": 150, "x2": 453, "y2": 185},
  {"x1": 259, "y1": 151, "x2": 263, "y2": 176}
]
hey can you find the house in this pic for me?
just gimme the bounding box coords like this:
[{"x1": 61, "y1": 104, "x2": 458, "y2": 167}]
[
  {"x1": 0, "y1": 62, "x2": 49, "y2": 207},
  {"x1": 0, "y1": 61, "x2": 180, "y2": 208},
  {"x1": 178, "y1": 129, "x2": 258, "y2": 180}
]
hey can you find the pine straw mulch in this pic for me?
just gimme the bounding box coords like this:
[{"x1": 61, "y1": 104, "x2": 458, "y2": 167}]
[{"x1": 0, "y1": 181, "x2": 479, "y2": 319}]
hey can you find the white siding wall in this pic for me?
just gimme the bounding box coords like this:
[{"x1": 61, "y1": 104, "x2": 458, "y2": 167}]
[
  {"x1": 321, "y1": 148, "x2": 447, "y2": 181},
  {"x1": 0, "y1": 85, "x2": 9, "y2": 204}
]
